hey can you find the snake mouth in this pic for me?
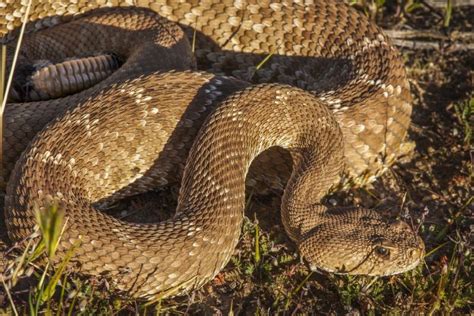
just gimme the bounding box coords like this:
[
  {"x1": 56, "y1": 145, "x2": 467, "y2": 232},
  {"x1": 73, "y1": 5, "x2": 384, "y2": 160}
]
[
  {"x1": 396, "y1": 258, "x2": 422, "y2": 275},
  {"x1": 309, "y1": 259, "x2": 423, "y2": 276},
  {"x1": 306, "y1": 243, "x2": 425, "y2": 276}
]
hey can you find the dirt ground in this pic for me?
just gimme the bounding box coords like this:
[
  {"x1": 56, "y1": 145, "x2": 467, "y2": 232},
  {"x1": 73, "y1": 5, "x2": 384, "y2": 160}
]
[{"x1": 1, "y1": 1, "x2": 472, "y2": 315}]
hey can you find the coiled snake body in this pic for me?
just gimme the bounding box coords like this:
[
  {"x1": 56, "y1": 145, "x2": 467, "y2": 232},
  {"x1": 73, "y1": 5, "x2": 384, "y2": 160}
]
[{"x1": 1, "y1": 1, "x2": 424, "y2": 298}]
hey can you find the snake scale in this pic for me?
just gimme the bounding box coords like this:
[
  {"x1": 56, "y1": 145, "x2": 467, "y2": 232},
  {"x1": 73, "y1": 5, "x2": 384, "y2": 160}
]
[{"x1": 1, "y1": 1, "x2": 424, "y2": 298}]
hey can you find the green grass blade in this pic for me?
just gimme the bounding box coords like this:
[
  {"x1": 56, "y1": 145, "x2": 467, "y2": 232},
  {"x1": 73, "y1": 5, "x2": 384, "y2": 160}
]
[
  {"x1": 254, "y1": 220, "x2": 260, "y2": 265},
  {"x1": 41, "y1": 246, "x2": 75, "y2": 303},
  {"x1": 444, "y1": 0, "x2": 453, "y2": 27},
  {"x1": 34, "y1": 204, "x2": 65, "y2": 260}
]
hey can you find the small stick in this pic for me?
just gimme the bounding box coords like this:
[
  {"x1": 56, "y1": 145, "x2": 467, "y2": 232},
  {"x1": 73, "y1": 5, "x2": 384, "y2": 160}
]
[
  {"x1": 424, "y1": 0, "x2": 474, "y2": 8},
  {"x1": 383, "y1": 29, "x2": 449, "y2": 40},
  {"x1": 390, "y1": 38, "x2": 474, "y2": 51},
  {"x1": 386, "y1": 30, "x2": 474, "y2": 42}
]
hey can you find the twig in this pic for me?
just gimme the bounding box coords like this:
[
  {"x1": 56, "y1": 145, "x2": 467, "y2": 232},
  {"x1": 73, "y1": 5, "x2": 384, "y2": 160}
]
[
  {"x1": 390, "y1": 38, "x2": 474, "y2": 51},
  {"x1": 384, "y1": 29, "x2": 474, "y2": 51},
  {"x1": 451, "y1": 31, "x2": 474, "y2": 41},
  {"x1": 420, "y1": 0, "x2": 445, "y2": 18},
  {"x1": 424, "y1": 0, "x2": 474, "y2": 8},
  {"x1": 383, "y1": 29, "x2": 449, "y2": 40},
  {"x1": 385, "y1": 29, "x2": 474, "y2": 42}
]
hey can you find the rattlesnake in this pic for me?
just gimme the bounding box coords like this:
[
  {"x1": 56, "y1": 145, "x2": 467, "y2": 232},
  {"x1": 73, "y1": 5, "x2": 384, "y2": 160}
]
[{"x1": 1, "y1": 1, "x2": 424, "y2": 299}]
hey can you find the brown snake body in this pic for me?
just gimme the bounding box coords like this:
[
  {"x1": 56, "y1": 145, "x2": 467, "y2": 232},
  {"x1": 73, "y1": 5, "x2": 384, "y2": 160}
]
[{"x1": 1, "y1": 1, "x2": 424, "y2": 298}]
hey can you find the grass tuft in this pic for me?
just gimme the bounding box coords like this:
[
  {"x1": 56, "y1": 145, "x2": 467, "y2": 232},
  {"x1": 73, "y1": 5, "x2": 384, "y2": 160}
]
[
  {"x1": 34, "y1": 203, "x2": 65, "y2": 261},
  {"x1": 454, "y1": 97, "x2": 473, "y2": 146}
]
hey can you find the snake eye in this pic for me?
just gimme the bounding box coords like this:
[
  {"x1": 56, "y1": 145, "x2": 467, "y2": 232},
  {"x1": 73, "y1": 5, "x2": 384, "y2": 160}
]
[{"x1": 375, "y1": 246, "x2": 390, "y2": 258}]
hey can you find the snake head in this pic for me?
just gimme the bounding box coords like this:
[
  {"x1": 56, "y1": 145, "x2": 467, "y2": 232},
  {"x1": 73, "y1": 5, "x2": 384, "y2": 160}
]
[{"x1": 298, "y1": 209, "x2": 425, "y2": 276}]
